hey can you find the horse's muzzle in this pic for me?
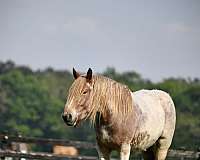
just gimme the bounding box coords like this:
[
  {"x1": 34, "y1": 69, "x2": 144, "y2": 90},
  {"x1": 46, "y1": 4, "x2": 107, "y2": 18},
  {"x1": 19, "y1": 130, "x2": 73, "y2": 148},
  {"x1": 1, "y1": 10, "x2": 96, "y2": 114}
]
[{"x1": 61, "y1": 112, "x2": 76, "y2": 126}]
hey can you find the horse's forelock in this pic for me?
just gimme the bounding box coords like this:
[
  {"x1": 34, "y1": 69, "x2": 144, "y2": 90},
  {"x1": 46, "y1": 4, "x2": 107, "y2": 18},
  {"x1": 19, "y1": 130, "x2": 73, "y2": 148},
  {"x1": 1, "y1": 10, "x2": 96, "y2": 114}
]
[{"x1": 67, "y1": 77, "x2": 87, "y2": 101}]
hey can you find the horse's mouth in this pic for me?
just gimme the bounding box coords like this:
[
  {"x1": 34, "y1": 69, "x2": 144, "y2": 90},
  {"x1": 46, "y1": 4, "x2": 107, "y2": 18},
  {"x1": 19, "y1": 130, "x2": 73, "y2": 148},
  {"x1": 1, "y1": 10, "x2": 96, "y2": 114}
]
[
  {"x1": 66, "y1": 121, "x2": 74, "y2": 126},
  {"x1": 65, "y1": 119, "x2": 78, "y2": 127}
]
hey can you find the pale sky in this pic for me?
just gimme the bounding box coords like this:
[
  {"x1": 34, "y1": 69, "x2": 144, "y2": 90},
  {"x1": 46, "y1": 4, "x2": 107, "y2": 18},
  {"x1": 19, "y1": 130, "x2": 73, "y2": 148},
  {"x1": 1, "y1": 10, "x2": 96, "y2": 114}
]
[{"x1": 0, "y1": 0, "x2": 199, "y2": 81}]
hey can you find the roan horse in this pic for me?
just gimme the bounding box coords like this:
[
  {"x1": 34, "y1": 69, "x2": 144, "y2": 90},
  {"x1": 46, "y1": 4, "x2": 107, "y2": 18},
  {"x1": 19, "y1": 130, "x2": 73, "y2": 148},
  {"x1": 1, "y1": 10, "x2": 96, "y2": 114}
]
[{"x1": 62, "y1": 68, "x2": 176, "y2": 160}]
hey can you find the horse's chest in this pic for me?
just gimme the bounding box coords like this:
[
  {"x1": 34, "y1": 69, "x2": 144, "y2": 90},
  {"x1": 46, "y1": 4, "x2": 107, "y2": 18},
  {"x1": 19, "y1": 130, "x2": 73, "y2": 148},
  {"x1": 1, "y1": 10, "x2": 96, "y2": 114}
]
[
  {"x1": 98, "y1": 127, "x2": 112, "y2": 142},
  {"x1": 96, "y1": 126, "x2": 119, "y2": 147}
]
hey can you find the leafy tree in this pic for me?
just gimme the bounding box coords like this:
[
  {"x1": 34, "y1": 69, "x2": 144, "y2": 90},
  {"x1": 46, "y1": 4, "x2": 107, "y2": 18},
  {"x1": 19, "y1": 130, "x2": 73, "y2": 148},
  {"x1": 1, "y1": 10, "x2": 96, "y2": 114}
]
[{"x1": 0, "y1": 61, "x2": 199, "y2": 152}]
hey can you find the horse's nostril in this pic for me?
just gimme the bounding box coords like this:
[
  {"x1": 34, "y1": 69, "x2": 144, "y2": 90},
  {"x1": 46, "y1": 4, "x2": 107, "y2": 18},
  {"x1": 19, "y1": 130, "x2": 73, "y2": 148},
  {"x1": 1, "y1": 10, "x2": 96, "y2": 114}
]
[
  {"x1": 62, "y1": 112, "x2": 74, "y2": 125},
  {"x1": 62, "y1": 113, "x2": 67, "y2": 121},
  {"x1": 66, "y1": 113, "x2": 72, "y2": 121}
]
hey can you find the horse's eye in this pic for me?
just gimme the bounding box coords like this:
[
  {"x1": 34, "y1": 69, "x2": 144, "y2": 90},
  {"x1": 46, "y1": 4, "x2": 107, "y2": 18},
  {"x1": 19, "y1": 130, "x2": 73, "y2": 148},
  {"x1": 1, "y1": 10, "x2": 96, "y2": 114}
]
[{"x1": 83, "y1": 91, "x2": 87, "y2": 95}]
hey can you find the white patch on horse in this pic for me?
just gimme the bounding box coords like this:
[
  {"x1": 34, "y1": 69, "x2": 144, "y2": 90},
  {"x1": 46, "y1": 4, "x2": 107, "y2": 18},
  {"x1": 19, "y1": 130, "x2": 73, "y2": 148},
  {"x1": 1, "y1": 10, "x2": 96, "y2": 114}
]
[{"x1": 101, "y1": 127, "x2": 110, "y2": 142}]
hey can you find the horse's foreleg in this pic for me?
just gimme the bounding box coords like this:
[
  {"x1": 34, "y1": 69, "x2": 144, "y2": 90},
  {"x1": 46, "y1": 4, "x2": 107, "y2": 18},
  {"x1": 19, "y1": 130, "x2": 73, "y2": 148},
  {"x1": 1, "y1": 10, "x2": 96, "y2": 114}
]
[
  {"x1": 120, "y1": 143, "x2": 131, "y2": 160},
  {"x1": 96, "y1": 145, "x2": 111, "y2": 160}
]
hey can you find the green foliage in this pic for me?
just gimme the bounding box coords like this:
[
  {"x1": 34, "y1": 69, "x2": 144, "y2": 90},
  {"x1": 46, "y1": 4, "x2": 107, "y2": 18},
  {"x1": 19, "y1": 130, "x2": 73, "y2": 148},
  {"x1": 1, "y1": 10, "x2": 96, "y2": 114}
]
[
  {"x1": 0, "y1": 61, "x2": 199, "y2": 152},
  {"x1": 103, "y1": 67, "x2": 152, "y2": 91},
  {"x1": 0, "y1": 69, "x2": 63, "y2": 137}
]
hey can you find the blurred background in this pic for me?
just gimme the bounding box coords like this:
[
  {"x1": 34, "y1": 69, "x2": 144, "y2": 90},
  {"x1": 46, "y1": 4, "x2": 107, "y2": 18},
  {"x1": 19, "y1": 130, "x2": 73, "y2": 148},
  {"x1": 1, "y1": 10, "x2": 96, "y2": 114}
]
[{"x1": 0, "y1": 0, "x2": 199, "y2": 158}]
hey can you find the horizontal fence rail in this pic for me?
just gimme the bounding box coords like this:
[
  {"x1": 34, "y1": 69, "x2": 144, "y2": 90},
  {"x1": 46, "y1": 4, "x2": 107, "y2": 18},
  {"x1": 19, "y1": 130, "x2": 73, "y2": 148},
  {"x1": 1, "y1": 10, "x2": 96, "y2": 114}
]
[
  {"x1": 0, "y1": 150, "x2": 97, "y2": 160},
  {"x1": 0, "y1": 134, "x2": 96, "y2": 149},
  {"x1": 168, "y1": 150, "x2": 200, "y2": 159},
  {"x1": 0, "y1": 134, "x2": 200, "y2": 159}
]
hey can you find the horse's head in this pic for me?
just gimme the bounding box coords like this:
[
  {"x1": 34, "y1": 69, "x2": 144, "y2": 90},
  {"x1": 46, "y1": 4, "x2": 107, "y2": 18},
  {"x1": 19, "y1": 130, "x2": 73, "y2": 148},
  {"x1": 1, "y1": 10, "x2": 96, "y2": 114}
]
[{"x1": 62, "y1": 68, "x2": 93, "y2": 127}]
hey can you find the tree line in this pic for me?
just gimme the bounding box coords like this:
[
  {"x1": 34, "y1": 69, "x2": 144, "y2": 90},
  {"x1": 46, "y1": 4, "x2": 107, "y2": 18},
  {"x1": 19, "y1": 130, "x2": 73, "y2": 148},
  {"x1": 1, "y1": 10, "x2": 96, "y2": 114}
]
[{"x1": 0, "y1": 60, "x2": 199, "y2": 153}]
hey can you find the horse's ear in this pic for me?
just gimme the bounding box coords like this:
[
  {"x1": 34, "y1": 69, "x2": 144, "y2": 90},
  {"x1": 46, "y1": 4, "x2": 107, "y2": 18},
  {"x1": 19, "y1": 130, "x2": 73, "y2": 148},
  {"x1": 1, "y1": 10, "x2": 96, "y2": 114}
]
[
  {"x1": 73, "y1": 68, "x2": 80, "y2": 79},
  {"x1": 86, "y1": 68, "x2": 92, "y2": 82}
]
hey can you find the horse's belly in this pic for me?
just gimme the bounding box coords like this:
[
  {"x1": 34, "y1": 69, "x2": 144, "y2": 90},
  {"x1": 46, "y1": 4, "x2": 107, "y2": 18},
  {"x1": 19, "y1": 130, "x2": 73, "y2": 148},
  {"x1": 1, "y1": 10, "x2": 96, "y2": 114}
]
[{"x1": 131, "y1": 90, "x2": 165, "y2": 150}]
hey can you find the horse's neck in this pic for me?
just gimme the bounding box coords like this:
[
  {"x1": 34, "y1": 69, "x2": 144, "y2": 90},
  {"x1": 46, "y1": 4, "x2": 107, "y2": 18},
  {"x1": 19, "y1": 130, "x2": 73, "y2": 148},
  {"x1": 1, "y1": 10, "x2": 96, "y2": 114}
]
[
  {"x1": 95, "y1": 100, "x2": 138, "y2": 128},
  {"x1": 94, "y1": 102, "x2": 139, "y2": 146},
  {"x1": 92, "y1": 82, "x2": 138, "y2": 128}
]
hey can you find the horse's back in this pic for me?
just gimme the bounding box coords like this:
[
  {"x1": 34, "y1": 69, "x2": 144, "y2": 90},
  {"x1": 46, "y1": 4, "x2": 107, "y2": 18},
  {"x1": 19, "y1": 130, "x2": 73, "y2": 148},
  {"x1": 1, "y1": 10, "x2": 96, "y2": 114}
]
[{"x1": 132, "y1": 89, "x2": 176, "y2": 150}]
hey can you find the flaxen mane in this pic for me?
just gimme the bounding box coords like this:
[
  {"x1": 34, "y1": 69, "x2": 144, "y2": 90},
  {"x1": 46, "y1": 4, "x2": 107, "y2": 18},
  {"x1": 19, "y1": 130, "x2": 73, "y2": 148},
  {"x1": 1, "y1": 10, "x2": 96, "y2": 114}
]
[{"x1": 67, "y1": 75, "x2": 134, "y2": 123}]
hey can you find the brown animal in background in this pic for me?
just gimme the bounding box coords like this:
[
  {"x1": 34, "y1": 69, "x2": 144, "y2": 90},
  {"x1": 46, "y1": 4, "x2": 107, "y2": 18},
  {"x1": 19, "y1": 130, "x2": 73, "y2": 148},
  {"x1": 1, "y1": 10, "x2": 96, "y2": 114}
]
[{"x1": 53, "y1": 145, "x2": 78, "y2": 156}]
